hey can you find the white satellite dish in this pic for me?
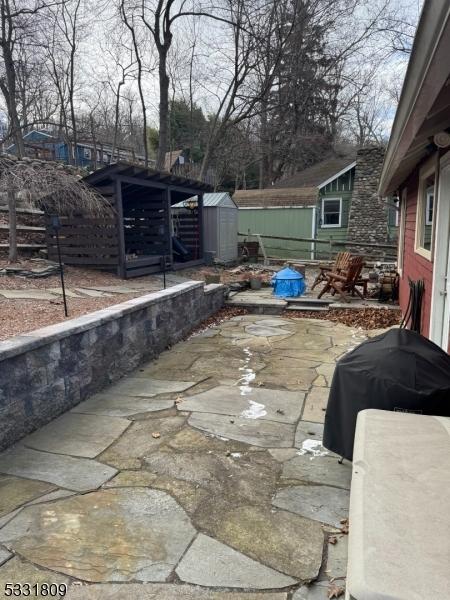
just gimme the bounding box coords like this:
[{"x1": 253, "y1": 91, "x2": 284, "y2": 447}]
[{"x1": 434, "y1": 131, "x2": 450, "y2": 148}]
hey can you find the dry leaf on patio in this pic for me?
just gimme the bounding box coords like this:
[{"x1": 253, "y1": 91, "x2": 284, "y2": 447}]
[
  {"x1": 174, "y1": 396, "x2": 183, "y2": 404},
  {"x1": 328, "y1": 583, "x2": 345, "y2": 598},
  {"x1": 151, "y1": 432, "x2": 161, "y2": 439},
  {"x1": 340, "y1": 518, "x2": 349, "y2": 534},
  {"x1": 328, "y1": 536, "x2": 338, "y2": 545}
]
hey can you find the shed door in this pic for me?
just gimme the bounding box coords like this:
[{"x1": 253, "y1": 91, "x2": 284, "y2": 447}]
[{"x1": 219, "y1": 208, "x2": 238, "y2": 262}]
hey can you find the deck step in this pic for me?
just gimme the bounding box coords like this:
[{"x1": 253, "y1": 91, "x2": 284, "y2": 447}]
[
  {"x1": 286, "y1": 305, "x2": 329, "y2": 312},
  {"x1": 286, "y1": 296, "x2": 333, "y2": 306}
]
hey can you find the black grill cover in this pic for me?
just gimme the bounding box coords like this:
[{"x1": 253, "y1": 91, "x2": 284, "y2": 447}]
[{"x1": 323, "y1": 328, "x2": 450, "y2": 461}]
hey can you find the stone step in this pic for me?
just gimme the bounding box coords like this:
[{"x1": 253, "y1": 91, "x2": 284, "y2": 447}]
[
  {"x1": 285, "y1": 296, "x2": 333, "y2": 306},
  {"x1": 286, "y1": 305, "x2": 329, "y2": 312}
]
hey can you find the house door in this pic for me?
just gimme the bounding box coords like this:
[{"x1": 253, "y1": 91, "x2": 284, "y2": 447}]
[{"x1": 430, "y1": 152, "x2": 450, "y2": 350}]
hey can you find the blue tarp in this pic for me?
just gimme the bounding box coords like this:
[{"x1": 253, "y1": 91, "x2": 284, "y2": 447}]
[{"x1": 271, "y1": 266, "x2": 306, "y2": 297}]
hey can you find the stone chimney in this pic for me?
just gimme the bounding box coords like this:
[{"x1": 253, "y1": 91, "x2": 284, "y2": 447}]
[{"x1": 347, "y1": 146, "x2": 387, "y2": 254}]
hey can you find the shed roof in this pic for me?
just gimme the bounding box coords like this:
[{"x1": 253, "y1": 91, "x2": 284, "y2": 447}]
[
  {"x1": 83, "y1": 161, "x2": 213, "y2": 193},
  {"x1": 203, "y1": 192, "x2": 237, "y2": 208},
  {"x1": 275, "y1": 156, "x2": 356, "y2": 189},
  {"x1": 233, "y1": 187, "x2": 317, "y2": 208},
  {"x1": 171, "y1": 192, "x2": 237, "y2": 209}
]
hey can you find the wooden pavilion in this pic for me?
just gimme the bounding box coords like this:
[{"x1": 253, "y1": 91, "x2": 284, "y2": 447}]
[{"x1": 46, "y1": 162, "x2": 212, "y2": 278}]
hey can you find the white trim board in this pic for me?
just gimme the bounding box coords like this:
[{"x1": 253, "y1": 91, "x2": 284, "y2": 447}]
[
  {"x1": 318, "y1": 161, "x2": 356, "y2": 190},
  {"x1": 321, "y1": 197, "x2": 342, "y2": 228},
  {"x1": 238, "y1": 206, "x2": 315, "y2": 210}
]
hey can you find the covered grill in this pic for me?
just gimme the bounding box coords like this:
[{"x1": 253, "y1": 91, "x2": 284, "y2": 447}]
[{"x1": 323, "y1": 328, "x2": 450, "y2": 461}]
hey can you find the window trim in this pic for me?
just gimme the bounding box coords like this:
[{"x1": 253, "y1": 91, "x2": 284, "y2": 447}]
[
  {"x1": 415, "y1": 155, "x2": 438, "y2": 261},
  {"x1": 321, "y1": 197, "x2": 342, "y2": 228},
  {"x1": 397, "y1": 188, "x2": 407, "y2": 276},
  {"x1": 425, "y1": 186, "x2": 434, "y2": 226}
]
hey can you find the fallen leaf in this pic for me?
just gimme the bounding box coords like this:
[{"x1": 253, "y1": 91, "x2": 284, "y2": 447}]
[
  {"x1": 174, "y1": 396, "x2": 183, "y2": 405},
  {"x1": 328, "y1": 536, "x2": 338, "y2": 545},
  {"x1": 340, "y1": 518, "x2": 349, "y2": 534},
  {"x1": 151, "y1": 432, "x2": 161, "y2": 439},
  {"x1": 328, "y1": 583, "x2": 345, "y2": 598}
]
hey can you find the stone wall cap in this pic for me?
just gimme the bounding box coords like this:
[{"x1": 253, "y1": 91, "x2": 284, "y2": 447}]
[{"x1": 0, "y1": 281, "x2": 204, "y2": 361}]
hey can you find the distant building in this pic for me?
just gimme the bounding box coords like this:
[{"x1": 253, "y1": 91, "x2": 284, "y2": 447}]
[
  {"x1": 233, "y1": 152, "x2": 397, "y2": 260},
  {"x1": 6, "y1": 130, "x2": 153, "y2": 170}
]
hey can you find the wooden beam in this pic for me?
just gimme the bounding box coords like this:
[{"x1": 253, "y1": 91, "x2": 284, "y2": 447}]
[{"x1": 115, "y1": 179, "x2": 126, "y2": 278}]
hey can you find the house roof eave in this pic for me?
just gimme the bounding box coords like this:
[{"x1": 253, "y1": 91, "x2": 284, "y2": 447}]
[{"x1": 318, "y1": 161, "x2": 356, "y2": 189}]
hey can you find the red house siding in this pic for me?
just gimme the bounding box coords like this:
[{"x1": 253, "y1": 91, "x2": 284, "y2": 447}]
[{"x1": 399, "y1": 171, "x2": 435, "y2": 338}]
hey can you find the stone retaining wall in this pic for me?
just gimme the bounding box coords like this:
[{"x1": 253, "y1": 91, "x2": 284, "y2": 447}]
[{"x1": 0, "y1": 281, "x2": 225, "y2": 450}]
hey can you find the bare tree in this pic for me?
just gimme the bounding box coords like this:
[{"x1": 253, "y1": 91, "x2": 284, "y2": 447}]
[{"x1": 0, "y1": 154, "x2": 109, "y2": 262}]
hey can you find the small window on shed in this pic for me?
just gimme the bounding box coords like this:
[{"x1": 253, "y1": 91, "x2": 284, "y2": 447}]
[
  {"x1": 322, "y1": 198, "x2": 342, "y2": 228},
  {"x1": 83, "y1": 147, "x2": 92, "y2": 159}
]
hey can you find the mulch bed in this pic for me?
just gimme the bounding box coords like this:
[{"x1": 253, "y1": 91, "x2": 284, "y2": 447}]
[{"x1": 285, "y1": 307, "x2": 402, "y2": 330}]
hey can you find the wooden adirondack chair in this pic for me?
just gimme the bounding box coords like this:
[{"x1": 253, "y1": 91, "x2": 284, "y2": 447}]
[
  {"x1": 311, "y1": 251, "x2": 352, "y2": 290},
  {"x1": 318, "y1": 255, "x2": 365, "y2": 302}
]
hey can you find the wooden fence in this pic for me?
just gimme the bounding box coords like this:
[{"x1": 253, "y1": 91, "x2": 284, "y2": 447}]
[{"x1": 238, "y1": 231, "x2": 398, "y2": 262}]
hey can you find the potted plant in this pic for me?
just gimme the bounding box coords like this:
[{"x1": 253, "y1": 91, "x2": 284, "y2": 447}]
[{"x1": 249, "y1": 272, "x2": 263, "y2": 290}]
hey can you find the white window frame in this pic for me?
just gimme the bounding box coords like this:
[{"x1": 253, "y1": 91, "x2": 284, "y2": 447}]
[
  {"x1": 425, "y1": 186, "x2": 434, "y2": 225},
  {"x1": 397, "y1": 188, "x2": 407, "y2": 276},
  {"x1": 83, "y1": 147, "x2": 91, "y2": 159},
  {"x1": 415, "y1": 155, "x2": 438, "y2": 261},
  {"x1": 321, "y1": 197, "x2": 342, "y2": 228}
]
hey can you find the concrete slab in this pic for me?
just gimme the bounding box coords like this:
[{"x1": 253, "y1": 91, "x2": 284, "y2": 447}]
[
  {"x1": 293, "y1": 582, "x2": 332, "y2": 599},
  {"x1": 99, "y1": 417, "x2": 186, "y2": 469},
  {"x1": 0, "y1": 488, "x2": 196, "y2": 582},
  {"x1": 0, "y1": 557, "x2": 69, "y2": 594},
  {"x1": 179, "y1": 386, "x2": 304, "y2": 424},
  {"x1": 325, "y1": 535, "x2": 348, "y2": 580},
  {"x1": 302, "y1": 387, "x2": 329, "y2": 423},
  {"x1": 0, "y1": 475, "x2": 55, "y2": 517},
  {"x1": 25, "y1": 413, "x2": 130, "y2": 458},
  {"x1": 0, "y1": 446, "x2": 117, "y2": 491},
  {"x1": 281, "y1": 455, "x2": 352, "y2": 489},
  {"x1": 26, "y1": 489, "x2": 75, "y2": 505},
  {"x1": 81, "y1": 285, "x2": 141, "y2": 294},
  {"x1": 74, "y1": 288, "x2": 111, "y2": 297},
  {"x1": 272, "y1": 485, "x2": 349, "y2": 528},
  {"x1": 0, "y1": 289, "x2": 58, "y2": 300},
  {"x1": 295, "y1": 421, "x2": 324, "y2": 447},
  {"x1": 189, "y1": 413, "x2": 296, "y2": 447},
  {"x1": 47, "y1": 287, "x2": 85, "y2": 298},
  {"x1": 347, "y1": 410, "x2": 450, "y2": 600},
  {"x1": 72, "y1": 393, "x2": 174, "y2": 417},
  {"x1": 254, "y1": 319, "x2": 293, "y2": 327},
  {"x1": 176, "y1": 534, "x2": 296, "y2": 589},
  {"x1": 0, "y1": 547, "x2": 12, "y2": 566},
  {"x1": 209, "y1": 505, "x2": 324, "y2": 580},
  {"x1": 245, "y1": 324, "x2": 293, "y2": 337},
  {"x1": 108, "y1": 378, "x2": 196, "y2": 397},
  {"x1": 65, "y1": 584, "x2": 288, "y2": 600}
]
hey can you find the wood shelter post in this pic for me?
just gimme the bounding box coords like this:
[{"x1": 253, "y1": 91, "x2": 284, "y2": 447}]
[
  {"x1": 115, "y1": 178, "x2": 126, "y2": 278},
  {"x1": 166, "y1": 187, "x2": 173, "y2": 266},
  {"x1": 198, "y1": 193, "x2": 204, "y2": 261}
]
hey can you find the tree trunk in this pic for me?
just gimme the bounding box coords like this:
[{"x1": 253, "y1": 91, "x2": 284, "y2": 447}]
[
  {"x1": 157, "y1": 49, "x2": 170, "y2": 171},
  {"x1": 7, "y1": 185, "x2": 17, "y2": 263},
  {"x1": 0, "y1": 41, "x2": 25, "y2": 157}
]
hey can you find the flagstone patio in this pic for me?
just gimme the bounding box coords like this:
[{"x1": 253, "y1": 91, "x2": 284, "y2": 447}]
[{"x1": 0, "y1": 314, "x2": 369, "y2": 599}]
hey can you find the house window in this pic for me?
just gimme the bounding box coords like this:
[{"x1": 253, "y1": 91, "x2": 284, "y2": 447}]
[
  {"x1": 83, "y1": 147, "x2": 91, "y2": 159},
  {"x1": 321, "y1": 198, "x2": 342, "y2": 228},
  {"x1": 415, "y1": 157, "x2": 437, "y2": 260}
]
